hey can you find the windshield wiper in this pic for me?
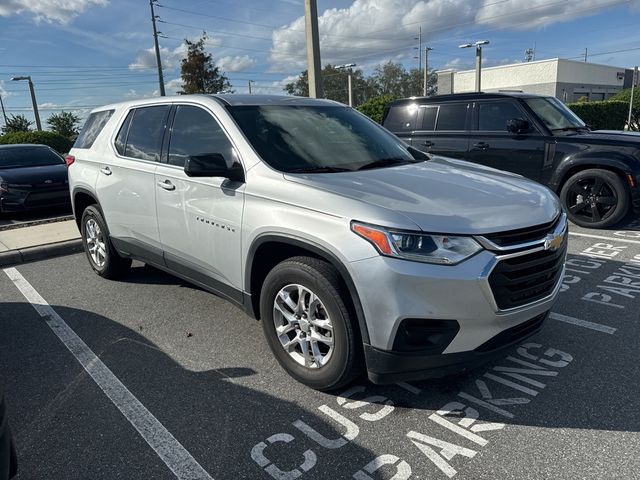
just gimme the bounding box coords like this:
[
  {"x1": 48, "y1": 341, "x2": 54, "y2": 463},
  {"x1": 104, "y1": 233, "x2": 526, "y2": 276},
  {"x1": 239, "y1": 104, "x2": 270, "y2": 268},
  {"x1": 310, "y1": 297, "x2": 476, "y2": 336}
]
[
  {"x1": 357, "y1": 158, "x2": 421, "y2": 171},
  {"x1": 288, "y1": 166, "x2": 352, "y2": 173}
]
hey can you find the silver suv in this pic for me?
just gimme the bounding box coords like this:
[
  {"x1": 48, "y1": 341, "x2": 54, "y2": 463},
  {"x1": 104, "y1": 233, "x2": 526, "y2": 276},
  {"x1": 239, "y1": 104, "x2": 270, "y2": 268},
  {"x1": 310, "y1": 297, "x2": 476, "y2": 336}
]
[{"x1": 67, "y1": 94, "x2": 567, "y2": 390}]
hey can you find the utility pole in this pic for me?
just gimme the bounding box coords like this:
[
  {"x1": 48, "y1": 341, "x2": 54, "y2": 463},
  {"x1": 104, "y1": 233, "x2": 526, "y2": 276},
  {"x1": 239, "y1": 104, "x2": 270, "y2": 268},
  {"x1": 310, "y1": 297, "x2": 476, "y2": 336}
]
[
  {"x1": 423, "y1": 47, "x2": 432, "y2": 96},
  {"x1": 150, "y1": 0, "x2": 165, "y2": 96},
  {"x1": 628, "y1": 66, "x2": 638, "y2": 130},
  {"x1": 0, "y1": 95, "x2": 7, "y2": 127},
  {"x1": 584, "y1": 48, "x2": 588, "y2": 62},
  {"x1": 304, "y1": 0, "x2": 323, "y2": 98},
  {"x1": 414, "y1": 27, "x2": 422, "y2": 73},
  {"x1": 11, "y1": 76, "x2": 41, "y2": 131},
  {"x1": 248, "y1": 80, "x2": 254, "y2": 94}
]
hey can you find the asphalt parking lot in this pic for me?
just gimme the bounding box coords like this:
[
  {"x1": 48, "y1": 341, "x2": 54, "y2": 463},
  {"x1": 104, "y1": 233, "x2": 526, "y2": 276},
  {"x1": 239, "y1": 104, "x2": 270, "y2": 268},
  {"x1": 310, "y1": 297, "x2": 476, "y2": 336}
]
[{"x1": 1, "y1": 218, "x2": 639, "y2": 479}]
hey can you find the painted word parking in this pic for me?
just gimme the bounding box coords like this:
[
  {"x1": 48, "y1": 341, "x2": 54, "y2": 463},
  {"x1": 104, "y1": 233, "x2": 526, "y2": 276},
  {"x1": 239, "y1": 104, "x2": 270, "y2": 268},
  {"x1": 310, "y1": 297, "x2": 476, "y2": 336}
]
[{"x1": 251, "y1": 343, "x2": 574, "y2": 479}]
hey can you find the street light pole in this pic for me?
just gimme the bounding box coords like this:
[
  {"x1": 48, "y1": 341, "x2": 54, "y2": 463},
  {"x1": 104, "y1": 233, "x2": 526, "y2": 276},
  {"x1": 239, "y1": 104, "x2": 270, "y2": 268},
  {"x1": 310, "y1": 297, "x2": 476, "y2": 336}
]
[
  {"x1": 459, "y1": 40, "x2": 489, "y2": 93},
  {"x1": 150, "y1": 0, "x2": 166, "y2": 96},
  {"x1": 304, "y1": 0, "x2": 323, "y2": 98},
  {"x1": 423, "y1": 47, "x2": 433, "y2": 96},
  {"x1": 11, "y1": 76, "x2": 41, "y2": 131},
  {"x1": 248, "y1": 80, "x2": 255, "y2": 94},
  {"x1": 336, "y1": 64, "x2": 356, "y2": 106}
]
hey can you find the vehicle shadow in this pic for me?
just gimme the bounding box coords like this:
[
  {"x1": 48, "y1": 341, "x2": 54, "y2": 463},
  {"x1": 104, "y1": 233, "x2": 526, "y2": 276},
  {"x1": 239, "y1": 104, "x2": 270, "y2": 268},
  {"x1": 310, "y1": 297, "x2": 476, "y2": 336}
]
[
  {"x1": 0, "y1": 302, "x2": 378, "y2": 480},
  {"x1": 98, "y1": 256, "x2": 640, "y2": 441}
]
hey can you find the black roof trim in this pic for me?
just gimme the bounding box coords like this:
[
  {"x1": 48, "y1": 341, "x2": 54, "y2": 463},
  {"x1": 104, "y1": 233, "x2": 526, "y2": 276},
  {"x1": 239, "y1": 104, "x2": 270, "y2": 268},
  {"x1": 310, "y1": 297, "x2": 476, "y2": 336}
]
[{"x1": 389, "y1": 92, "x2": 545, "y2": 106}]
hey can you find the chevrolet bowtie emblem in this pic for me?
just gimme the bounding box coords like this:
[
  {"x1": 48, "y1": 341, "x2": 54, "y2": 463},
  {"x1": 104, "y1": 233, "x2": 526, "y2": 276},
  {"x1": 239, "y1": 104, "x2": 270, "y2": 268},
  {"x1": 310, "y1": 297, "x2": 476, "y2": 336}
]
[{"x1": 544, "y1": 232, "x2": 564, "y2": 251}]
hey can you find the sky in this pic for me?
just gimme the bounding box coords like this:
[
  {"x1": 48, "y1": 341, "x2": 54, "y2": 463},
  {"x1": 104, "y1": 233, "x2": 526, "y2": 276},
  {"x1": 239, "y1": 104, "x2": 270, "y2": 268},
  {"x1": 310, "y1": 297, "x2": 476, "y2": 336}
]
[{"x1": 0, "y1": 0, "x2": 640, "y2": 126}]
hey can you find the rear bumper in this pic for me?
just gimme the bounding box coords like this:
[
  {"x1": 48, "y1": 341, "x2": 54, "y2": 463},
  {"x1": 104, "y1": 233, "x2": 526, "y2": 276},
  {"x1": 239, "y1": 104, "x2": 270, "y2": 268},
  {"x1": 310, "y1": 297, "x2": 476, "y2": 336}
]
[
  {"x1": 0, "y1": 191, "x2": 70, "y2": 212},
  {"x1": 366, "y1": 310, "x2": 549, "y2": 384}
]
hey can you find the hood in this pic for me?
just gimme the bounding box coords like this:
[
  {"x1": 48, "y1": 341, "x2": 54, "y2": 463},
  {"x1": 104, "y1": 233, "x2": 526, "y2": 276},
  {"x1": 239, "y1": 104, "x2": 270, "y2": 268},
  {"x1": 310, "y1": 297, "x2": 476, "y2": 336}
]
[
  {"x1": 0, "y1": 164, "x2": 68, "y2": 186},
  {"x1": 284, "y1": 157, "x2": 561, "y2": 235},
  {"x1": 561, "y1": 130, "x2": 640, "y2": 147}
]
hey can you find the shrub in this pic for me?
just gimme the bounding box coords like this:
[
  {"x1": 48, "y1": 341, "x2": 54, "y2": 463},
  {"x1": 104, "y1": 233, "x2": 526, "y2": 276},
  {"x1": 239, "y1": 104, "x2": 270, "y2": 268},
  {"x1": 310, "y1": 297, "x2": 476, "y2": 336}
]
[
  {"x1": 567, "y1": 101, "x2": 629, "y2": 131},
  {"x1": 0, "y1": 130, "x2": 74, "y2": 154},
  {"x1": 357, "y1": 94, "x2": 398, "y2": 124}
]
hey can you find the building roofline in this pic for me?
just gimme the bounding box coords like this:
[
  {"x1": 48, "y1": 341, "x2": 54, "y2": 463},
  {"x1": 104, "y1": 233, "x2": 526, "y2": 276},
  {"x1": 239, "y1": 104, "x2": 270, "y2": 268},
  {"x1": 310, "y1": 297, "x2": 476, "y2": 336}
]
[{"x1": 453, "y1": 57, "x2": 627, "y2": 75}]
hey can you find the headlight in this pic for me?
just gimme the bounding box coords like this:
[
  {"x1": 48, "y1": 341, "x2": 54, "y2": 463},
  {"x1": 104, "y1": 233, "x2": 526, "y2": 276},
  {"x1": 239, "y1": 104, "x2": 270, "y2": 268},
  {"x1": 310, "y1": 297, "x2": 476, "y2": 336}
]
[{"x1": 351, "y1": 222, "x2": 482, "y2": 265}]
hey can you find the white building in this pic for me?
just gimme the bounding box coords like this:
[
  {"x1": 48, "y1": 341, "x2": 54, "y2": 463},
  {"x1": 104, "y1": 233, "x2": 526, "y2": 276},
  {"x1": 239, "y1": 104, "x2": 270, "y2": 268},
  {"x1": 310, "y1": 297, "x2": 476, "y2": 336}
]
[{"x1": 437, "y1": 58, "x2": 634, "y2": 102}]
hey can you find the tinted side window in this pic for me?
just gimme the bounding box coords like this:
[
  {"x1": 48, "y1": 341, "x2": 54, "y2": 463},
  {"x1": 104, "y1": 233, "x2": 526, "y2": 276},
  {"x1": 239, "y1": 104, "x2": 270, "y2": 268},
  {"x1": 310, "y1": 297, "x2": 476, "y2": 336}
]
[
  {"x1": 124, "y1": 106, "x2": 170, "y2": 162},
  {"x1": 114, "y1": 111, "x2": 134, "y2": 155},
  {"x1": 478, "y1": 101, "x2": 523, "y2": 131},
  {"x1": 435, "y1": 104, "x2": 467, "y2": 131},
  {"x1": 74, "y1": 110, "x2": 114, "y2": 149},
  {"x1": 421, "y1": 106, "x2": 438, "y2": 130},
  {"x1": 383, "y1": 105, "x2": 417, "y2": 132},
  {"x1": 168, "y1": 105, "x2": 235, "y2": 168}
]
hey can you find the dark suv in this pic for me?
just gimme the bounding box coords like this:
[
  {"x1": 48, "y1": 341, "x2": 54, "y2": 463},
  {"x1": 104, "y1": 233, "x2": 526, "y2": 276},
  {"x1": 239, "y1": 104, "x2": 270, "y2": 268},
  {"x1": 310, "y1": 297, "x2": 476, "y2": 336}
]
[{"x1": 383, "y1": 92, "x2": 640, "y2": 228}]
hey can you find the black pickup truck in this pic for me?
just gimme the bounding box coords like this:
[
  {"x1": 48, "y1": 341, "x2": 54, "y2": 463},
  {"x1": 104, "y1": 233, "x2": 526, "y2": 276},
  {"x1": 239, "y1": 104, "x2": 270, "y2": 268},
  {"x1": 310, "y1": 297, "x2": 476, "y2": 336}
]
[{"x1": 382, "y1": 92, "x2": 640, "y2": 228}]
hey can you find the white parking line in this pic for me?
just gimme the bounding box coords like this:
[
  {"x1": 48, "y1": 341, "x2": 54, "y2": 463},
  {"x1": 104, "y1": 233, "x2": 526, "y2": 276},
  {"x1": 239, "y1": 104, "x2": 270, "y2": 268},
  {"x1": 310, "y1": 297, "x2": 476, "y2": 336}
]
[
  {"x1": 550, "y1": 312, "x2": 617, "y2": 334},
  {"x1": 4, "y1": 267, "x2": 214, "y2": 480},
  {"x1": 569, "y1": 232, "x2": 640, "y2": 245}
]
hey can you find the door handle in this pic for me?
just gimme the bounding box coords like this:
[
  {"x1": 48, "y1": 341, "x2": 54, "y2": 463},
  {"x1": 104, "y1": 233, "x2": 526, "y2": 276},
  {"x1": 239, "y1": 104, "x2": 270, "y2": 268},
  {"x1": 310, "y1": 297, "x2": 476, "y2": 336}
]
[
  {"x1": 473, "y1": 142, "x2": 489, "y2": 150},
  {"x1": 157, "y1": 179, "x2": 175, "y2": 191},
  {"x1": 99, "y1": 166, "x2": 112, "y2": 176},
  {"x1": 422, "y1": 140, "x2": 434, "y2": 147}
]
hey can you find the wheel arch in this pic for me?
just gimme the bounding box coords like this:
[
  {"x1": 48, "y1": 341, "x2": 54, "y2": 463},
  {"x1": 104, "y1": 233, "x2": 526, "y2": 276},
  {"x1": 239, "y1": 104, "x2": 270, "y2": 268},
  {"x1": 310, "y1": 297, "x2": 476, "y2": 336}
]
[
  {"x1": 72, "y1": 187, "x2": 100, "y2": 229},
  {"x1": 553, "y1": 157, "x2": 634, "y2": 193},
  {"x1": 245, "y1": 234, "x2": 370, "y2": 344}
]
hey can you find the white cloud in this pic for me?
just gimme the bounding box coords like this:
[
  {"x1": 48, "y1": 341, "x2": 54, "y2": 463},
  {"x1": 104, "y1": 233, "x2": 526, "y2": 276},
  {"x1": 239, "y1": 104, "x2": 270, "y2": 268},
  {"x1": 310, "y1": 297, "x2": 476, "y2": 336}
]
[
  {"x1": 129, "y1": 37, "x2": 223, "y2": 70},
  {"x1": 0, "y1": 80, "x2": 11, "y2": 98},
  {"x1": 217, "y1": 55, "x2": 257, "y2": 72},
  {"x1": 164, "y1": 78, "x2": 183, "y2": 95},
  {"x1": 0, "y1": 0, "x2": 107, "y2": 24},
  {"x1": 270, "y1": 0, "x2": 640, "y2": 70}
]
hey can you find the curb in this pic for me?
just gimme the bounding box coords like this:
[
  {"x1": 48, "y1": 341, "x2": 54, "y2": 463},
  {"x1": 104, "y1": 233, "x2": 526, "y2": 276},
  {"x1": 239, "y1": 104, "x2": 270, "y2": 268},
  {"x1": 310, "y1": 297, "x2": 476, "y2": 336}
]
[{"x1": 0, "y1": 239, "x2": 83, "y2": 268}]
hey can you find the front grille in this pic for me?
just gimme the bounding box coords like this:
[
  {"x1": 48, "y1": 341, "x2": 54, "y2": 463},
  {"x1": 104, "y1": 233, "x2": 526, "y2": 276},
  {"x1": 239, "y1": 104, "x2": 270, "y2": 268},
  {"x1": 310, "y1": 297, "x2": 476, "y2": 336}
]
[
  {"x1": 489, "y1": 242, "x2": 566, "y2": 310},
  {"x1": 483, "y1": 216, "x2": 560, "y2": 248},
  {"x1": 475, "y1": 311, "x2": 548, "y2": 353}
]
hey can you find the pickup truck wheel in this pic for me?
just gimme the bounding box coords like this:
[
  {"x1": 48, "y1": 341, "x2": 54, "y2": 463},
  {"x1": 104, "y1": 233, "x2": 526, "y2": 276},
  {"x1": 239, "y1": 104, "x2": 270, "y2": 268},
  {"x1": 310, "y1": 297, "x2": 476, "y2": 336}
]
[
  {"x1": 81, "y1": 205, "x2": 131, "y2": 279},
  {"x1": 260, "y1": 256, "x2": 363, "y2": 391},
  {"x1": 560, "y1": 169, "x2": 630, "y2": 229}
]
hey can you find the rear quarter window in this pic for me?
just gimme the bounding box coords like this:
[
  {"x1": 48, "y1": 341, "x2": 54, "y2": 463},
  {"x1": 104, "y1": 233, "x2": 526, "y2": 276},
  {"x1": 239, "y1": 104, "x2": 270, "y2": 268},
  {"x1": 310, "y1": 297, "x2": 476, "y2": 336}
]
[
  {"x1": 74, "y1": 110, "x2": 114, "y2": 149},
  {"x1": 383, "y1": 104, "x2": 418, "y2": 132}
]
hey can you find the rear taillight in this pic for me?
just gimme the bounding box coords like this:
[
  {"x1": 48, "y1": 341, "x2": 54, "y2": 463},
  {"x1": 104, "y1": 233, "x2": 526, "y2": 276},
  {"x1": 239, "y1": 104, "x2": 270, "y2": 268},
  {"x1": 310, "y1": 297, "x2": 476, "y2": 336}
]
[{"x1": 65, "y1": 155, "x2": 75, "y2": 167}]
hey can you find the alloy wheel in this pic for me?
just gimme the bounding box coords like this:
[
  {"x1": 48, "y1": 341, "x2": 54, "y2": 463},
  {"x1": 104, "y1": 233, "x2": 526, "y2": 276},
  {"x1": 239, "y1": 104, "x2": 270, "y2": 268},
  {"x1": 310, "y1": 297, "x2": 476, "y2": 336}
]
[
  {"x1": 567, "y1": 177, "x2": 618, "y2": 224},
  {"x1": 85, "y1": 218, "x2": 107, "y2": 267},
  {"x1": 273, "y1": 284, "x2": 334, "y2": 369}
]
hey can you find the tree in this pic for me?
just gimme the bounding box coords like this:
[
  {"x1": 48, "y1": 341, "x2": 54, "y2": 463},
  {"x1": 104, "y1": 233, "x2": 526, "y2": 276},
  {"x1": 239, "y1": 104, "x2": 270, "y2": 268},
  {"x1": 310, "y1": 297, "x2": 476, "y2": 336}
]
[
  {"x1": 284, "y1": 64, "x2": 376, "y2": 106},
  {"x1": 1, "y1": 114, "x2": 32, "y2": 134},
  {"x1": 357, "y1": 94, "x2": 398, "y2": 124},
  {"x1": 46, "y1": 111, "x2": 81, "y2": 138},
  {"x1": 178, "y1": 33, "x2": 232, "y2": 95},
  {"x1": 368, "y1": 62, "x2": 438, "y2": 98},
  {"x1": 609, "y1": 87, "x2": 640, "y2": 131}
]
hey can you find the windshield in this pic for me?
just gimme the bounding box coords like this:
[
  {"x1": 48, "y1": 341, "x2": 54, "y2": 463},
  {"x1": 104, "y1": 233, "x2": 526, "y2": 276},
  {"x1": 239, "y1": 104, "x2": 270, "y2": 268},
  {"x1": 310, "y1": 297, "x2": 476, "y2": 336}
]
[
  {"x1": 524, "y1": 97, "x2": 587, "y2": 131},
  {"x1": 227, "y1": 105, "x2": 416, "y2": 173},
  {"x1": 0, "y1": 146, "x2": 64, "y2": 169}
]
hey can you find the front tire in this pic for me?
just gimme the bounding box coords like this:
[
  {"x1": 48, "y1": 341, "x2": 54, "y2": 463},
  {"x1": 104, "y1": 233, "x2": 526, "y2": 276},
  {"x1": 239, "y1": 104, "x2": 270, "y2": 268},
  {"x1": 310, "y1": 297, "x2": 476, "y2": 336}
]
[
  {"x1": 81, "y1": 205, "x2": 131, "y2": 279},
  {"x1": 560, "y1": 169, "x2": 630, "y2": 228},
  {"x1": 260, "y1": 256, "x2": 363, "y2": 391}
]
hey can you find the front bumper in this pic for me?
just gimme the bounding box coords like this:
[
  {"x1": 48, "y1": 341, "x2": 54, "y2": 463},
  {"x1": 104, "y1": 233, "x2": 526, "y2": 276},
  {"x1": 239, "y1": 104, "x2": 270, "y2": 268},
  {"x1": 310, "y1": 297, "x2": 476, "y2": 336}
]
[
  {"x1": 365, "y1": 310, "x2": 549, "y2": 384},
  {"x1": 349, "y1": 230, "x2": 566, "y2": 383},
  {"x1": 0, "y1": 189, "x2": 70, "y2": 213}
]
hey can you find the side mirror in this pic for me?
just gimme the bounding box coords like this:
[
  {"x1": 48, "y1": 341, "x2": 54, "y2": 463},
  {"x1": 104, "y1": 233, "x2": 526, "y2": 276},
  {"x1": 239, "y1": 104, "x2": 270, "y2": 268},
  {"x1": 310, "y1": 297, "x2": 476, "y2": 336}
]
[
  {"x1": 506, "y1": 118, "x2": 531, "y2": 134},
  {"x1": 184, "y1": 153, "x2": 244, "y2": 182}
]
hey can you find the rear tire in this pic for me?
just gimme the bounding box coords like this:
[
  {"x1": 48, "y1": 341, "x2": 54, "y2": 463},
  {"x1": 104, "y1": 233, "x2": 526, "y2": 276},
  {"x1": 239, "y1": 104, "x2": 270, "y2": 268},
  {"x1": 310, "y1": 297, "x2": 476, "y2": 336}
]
[
  {"x1": 260, "y1": 256, "x2": 364, "y2": 391},
  {"x1": 81, "y1": 205, "x2": 131, "y2": 279},
  {"x1": 560, "y1": 169, "x2": 630, "y2": 229}
]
